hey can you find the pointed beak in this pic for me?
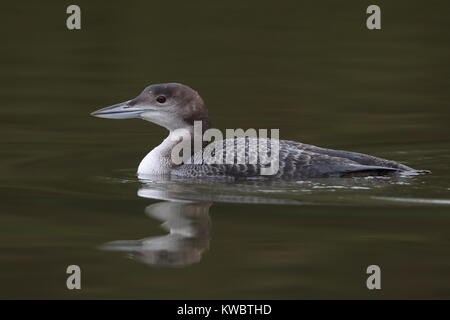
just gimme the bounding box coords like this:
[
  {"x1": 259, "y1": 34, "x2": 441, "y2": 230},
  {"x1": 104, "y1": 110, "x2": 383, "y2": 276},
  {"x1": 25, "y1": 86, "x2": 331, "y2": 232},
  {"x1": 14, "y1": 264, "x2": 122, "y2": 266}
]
[{"x1": 90, "y1": 100, "x2": 146, "y2": 119}]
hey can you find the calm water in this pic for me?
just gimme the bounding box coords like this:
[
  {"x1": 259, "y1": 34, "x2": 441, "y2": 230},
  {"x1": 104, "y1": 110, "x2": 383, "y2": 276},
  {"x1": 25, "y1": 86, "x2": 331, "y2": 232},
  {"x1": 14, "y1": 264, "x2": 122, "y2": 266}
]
[{"x1": 1, "y1": 1, "x2": 449, "y2": 299}]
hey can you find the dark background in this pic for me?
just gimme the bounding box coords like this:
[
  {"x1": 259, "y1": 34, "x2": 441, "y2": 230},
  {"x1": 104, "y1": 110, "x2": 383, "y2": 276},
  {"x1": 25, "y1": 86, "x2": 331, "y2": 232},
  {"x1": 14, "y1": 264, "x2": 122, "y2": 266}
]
[{"x1": 0, "y1": 1, "x2": 449, "y2": 299}]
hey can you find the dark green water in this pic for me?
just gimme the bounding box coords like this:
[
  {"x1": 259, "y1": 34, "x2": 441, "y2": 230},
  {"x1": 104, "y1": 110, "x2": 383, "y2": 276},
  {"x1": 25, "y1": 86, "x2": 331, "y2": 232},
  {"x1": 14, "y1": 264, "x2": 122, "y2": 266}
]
[{"x1": 1, "y1": 1, "x2": 449, "y2": 299}]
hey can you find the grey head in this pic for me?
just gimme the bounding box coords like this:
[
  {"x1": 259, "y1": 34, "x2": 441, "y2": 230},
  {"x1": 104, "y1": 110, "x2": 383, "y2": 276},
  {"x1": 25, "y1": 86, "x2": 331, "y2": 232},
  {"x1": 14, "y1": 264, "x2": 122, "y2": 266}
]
[{"x1": 91, "y1": 83, "x2": 209, "y2": 131}]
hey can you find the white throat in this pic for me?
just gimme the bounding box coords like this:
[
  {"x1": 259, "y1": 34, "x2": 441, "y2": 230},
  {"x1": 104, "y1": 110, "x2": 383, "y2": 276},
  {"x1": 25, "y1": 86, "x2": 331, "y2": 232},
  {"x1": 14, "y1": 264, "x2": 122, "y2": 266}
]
[{"x1": 137, "y1": 127, "x2": 194, "y2": 176}]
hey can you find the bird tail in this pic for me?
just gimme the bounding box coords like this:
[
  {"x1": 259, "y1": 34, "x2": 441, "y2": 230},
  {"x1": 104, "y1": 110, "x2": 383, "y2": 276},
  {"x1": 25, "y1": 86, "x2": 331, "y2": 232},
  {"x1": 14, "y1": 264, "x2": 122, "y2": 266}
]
[{"x1": 338, "y1": 166, "x2": 430, "y2": 178}]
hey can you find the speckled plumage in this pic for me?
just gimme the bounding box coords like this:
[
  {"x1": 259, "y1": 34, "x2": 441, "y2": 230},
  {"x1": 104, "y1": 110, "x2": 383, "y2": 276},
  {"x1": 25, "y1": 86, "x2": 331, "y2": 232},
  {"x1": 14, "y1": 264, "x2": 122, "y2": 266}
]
[{"x1": 172, "y1": 137, "x2": 416, "y2": 179}]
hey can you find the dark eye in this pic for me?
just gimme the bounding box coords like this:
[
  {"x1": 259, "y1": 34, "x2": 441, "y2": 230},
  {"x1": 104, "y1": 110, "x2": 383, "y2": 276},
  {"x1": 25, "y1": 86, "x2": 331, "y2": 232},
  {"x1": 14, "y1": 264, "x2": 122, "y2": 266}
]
[{"x1": 156, "y1": 96, "x2": 166, "y2": 104}]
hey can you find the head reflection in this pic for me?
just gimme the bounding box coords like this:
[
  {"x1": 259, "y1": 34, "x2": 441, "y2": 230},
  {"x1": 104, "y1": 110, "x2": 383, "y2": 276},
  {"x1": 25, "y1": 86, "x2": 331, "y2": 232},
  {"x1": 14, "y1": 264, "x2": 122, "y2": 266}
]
[{"x1": 102, "y1": 183, "x2": 212, "y2": 267}]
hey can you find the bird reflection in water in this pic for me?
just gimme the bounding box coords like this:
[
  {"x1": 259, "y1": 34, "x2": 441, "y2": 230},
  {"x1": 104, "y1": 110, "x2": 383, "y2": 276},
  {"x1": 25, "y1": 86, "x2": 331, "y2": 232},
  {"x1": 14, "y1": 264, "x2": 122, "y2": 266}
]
[
  {"x1": 100, "y1": 170, "x2": 413, "y2": 267},
  {"x1": 100, "y1": 176, "x2": 300, "y2": 267},
  {"x1": 102, "y1": 189, "x2": 212, "y2": 267}
]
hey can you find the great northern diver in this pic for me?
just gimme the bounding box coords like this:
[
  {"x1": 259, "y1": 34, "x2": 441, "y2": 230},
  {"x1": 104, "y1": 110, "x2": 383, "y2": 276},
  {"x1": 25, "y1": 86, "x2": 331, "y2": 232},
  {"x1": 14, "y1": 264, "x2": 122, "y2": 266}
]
[{"x1": 91, "y1": 83, "x2": 428, "y2": 179}]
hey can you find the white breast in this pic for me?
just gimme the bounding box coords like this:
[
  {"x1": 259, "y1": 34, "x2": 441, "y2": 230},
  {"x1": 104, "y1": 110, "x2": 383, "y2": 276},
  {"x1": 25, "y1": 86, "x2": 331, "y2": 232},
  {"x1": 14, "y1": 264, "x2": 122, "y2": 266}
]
[{"x1": 137, "y1": 129, "x2": 192, "y2": 175}]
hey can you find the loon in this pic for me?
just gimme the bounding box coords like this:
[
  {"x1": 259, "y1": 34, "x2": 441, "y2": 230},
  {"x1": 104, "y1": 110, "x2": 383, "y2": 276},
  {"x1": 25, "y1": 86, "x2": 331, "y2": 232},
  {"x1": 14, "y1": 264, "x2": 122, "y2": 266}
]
[{"x1": 91, "y1": 83, "x2": 428, "y2": 179}]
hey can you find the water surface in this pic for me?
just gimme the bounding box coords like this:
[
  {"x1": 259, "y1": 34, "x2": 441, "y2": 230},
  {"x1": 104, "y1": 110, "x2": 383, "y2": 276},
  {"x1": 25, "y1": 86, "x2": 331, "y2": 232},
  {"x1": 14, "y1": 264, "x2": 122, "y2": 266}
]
[{"x1": 1, "y1": 0, "x2": 449, "y2": 299}]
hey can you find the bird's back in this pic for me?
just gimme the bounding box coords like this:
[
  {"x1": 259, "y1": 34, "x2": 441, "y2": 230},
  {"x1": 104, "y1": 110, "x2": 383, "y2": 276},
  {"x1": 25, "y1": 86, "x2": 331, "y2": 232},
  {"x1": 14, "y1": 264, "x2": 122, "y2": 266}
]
[{"x1": 172, "y1": 137, "x2": 424, "y2": 179}]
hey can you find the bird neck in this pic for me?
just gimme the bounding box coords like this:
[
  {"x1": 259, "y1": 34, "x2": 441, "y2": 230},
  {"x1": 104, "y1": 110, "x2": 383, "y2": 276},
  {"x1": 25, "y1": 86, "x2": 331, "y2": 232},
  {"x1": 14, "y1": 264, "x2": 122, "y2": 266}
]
[{"x1": 137, "y1": 127, "x2": 195, "y2": 176}]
